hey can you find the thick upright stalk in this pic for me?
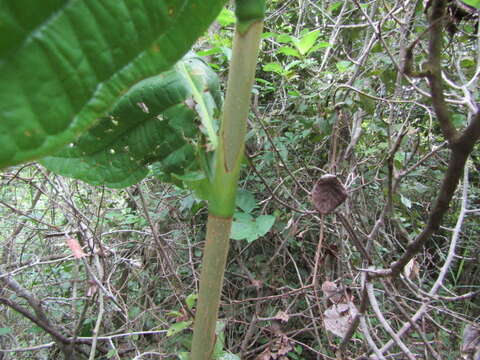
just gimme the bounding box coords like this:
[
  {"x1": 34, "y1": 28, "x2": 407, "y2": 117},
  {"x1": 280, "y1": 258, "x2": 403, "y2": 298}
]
[
  {"x1": 191, "y1": 1, "x2": 264, "y2": 358},
  {"x1": 191, "y1": 215, "x2": 233, "y2": 359}
]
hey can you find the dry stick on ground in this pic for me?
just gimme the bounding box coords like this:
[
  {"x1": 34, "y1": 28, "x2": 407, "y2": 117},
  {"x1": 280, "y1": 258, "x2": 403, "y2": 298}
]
[
  {"x1": 1, "y1": 185, "x2": 43, "y2": 265},
  {"x1": 336, "y1": 213, "x2": 372, "y2": 263},
  {"x1": 285, "y1": 247, "x2": 329, "y2": 357},
  {"x1": 370, "y1": 0, "x2": 480, "y2": 279},
  {"x1": 0, "y1": 269, "x2": 94, "y2": 358},
  {"x1": 0, "y1": 330, "x2": 170, "y2": 355},
  {"x1": 310, "y1": 214, "x2": 330, "y2": 356},
  {"x1": 131, "y1": 186, "x2": 195, "y2": 321},
  {"x1": 338, "y1": 284, "x2": 369, "y2": 355},
  {"x1": 366, "y1": 281, "x2": 417, "y2": 360},
  {"x1": 245, "y1": 152, "x2": 314, "y2": 215},
  {"x1": 88, "y1": 245, "x2": 107, "y2": 360},
  {"x1": 382, "y1": 279, "x2": 442, "y2": 360},
  {"x1": 237, "y1": 253, "x2": 263, "y2": 358},
  {"x1": 355, "y1": 273, "x2": 386, "y2": 360},
  {"x1": 371, "y1": 163, "x2": 471, "y2": 358}
]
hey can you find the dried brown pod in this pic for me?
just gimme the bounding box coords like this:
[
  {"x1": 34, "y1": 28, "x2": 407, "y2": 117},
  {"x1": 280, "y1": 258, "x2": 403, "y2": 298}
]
[{"x1": 311, "y1": 174, "x2": 347, "y2": 214}]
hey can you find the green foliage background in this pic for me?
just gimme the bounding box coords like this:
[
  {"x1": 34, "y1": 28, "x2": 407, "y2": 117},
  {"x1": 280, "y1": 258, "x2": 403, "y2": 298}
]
[{"x1": 1, "y1": 0, "x2": 479, "y2": 359}]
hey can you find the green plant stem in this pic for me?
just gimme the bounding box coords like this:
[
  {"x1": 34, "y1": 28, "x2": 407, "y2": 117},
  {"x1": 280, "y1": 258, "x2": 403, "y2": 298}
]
[
  {"x1": 191, "y1": 215, "x2": 232, "y2": 359},
  {"x1": 209, "y1": 22, "x2": 264, "y2": 216},
  {"x1": 191, "y1": 16, "x2": 264, "y2": 360}
]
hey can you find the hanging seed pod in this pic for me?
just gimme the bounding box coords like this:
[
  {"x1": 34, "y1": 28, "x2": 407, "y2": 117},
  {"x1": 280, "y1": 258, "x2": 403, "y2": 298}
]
[{"x1": 311, "y1": 174, "x2": 347, "y2": 214}]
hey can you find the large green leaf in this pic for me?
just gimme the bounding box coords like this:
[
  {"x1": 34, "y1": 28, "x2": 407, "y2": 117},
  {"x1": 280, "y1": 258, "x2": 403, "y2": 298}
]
[
  {"x1": 41, "y1": 55, "x2": 221, "y2": 188},
  {"x1": 230, "y1": 212, "x2": 276, "y2": 243},
  {"x1": 460, "y1": 0, "x2": 480, "y2": 9},
  {"x1": 0, "y1": 0, "x2": 226, "y2": 169}
]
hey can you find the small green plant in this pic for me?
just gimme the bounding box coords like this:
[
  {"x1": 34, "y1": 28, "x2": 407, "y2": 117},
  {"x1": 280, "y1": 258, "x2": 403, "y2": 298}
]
[
  {"x1": 230, "y1": 189, "x2": 275, "y2": 243},
  {"x1": 276, "y1": 29, "x2": 329, "y2": 59}
]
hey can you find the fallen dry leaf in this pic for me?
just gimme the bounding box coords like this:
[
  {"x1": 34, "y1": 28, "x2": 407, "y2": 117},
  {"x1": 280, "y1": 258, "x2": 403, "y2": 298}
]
[
  {"x1": 255, "y1": 333, "x2": 293, "y2": 359},
  {"x1": 66, "y1": 238, "x2": 86, "y2": 259},
  {"x1": 461, "y1": 324, "x2": 480, "y2": 359},
  {"x1": 323, "y1": 302, "x2": 358, "y2": 338},
  {"x1": 255, "y1": 348, "x2": 271, "y2": 360},
  {"x1": 403, "y1": 258, "x2": 420, "y2": 280},
  {"x1": 277, "y1": 334, "x2": 293, "y2": 356},
  {"x1": 86, "y1": 280, "x2": 98, "y2": 297},
  {"x1": 251, "y1": 279, "x2": 263, "y2": 289},
  {"x1": 322, "y1": 281, "x2": 343, "y2": 304},
  {"x1": 274, "y1": 310, "x2": 290, "y2": 323}
]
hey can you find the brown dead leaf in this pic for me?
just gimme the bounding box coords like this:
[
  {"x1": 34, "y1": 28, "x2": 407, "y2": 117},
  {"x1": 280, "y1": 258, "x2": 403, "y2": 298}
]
[
  {"x1": 321, "y1": 281, "x2": 343, "y2": 304},
  {"x1": 462, "y1": 324, "x2": 480, "y2": 358},
  {"x1": 277, "y1": 335, "x2": 293, "y2": 356},
  {"x1": 404, "y1": 258, "x2": 420, "y2": 280},
  {"x1": 311, "y1": 175, "x2": 348, "y2": 214},
  {"x1": 323, "y1": 302, "x2": 358, "y2": 338},
  {"x1": 274, "y1": 310, "x2": 290, "y2": 323},
  {"x1": 255, "y1": 348, "x2": 271, "y2": 360},
  {"x1": 86, "y1": 280, "x2": 98, "y2": 297},
  {"x1": 322, "y1": 281, "x2": 337, "y2": 296},
  {"x1": 255, "y1": 333, "x2": 293, "y2": 359},
  {"x1": 251, "y1": 279, "x2": 263, "y2": 289}
]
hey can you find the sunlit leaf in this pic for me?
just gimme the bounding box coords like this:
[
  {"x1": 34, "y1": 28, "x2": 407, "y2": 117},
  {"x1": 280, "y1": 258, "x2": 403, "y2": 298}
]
[
  {"x1": 336, "y1": 60, "x2": 353, "y2": 73},
  {"x1": 295, "y1": 29, "x2": 320, "y2": 56},
  {"x1": 263, "y1": 62, "x2": 284, "y2": 74},
  {"x1": 278, "y1": 46, "x2": 301, "y2": 58},
  {"x1": 217, "y1": 8, "x2": 236, "y2": 26},
  {"x1": 167, "y1": 320, "x2": 192, "y2": 337},
  {"x1": 400, "y1": 195, "x2": 412, "y2": 209},
  {"x1": 459, "y1": 0, "x2": 480, "y2": 9},
  {"x1": 218, "y1": 353, "x2": 241, "y2": 360},
  {"x1": 185, "y1": 293, "x2": 198, "y2": 310},
  {"x1": 276, "y1": 33, "x2": 293, "y2": 43}
]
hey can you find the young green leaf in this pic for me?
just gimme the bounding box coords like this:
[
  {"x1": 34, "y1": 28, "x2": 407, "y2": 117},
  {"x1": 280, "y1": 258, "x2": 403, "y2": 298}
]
[
  {"x1": 173, "y1": 171, "x2": 213, "y2": 201},
  {"x1": 263, "y1": 62, "x2": 284, "y2": 74},
  {"x1": 328, "y1": 1, "x2": 344, "y2": 14},
  {"x1": 459, "y1": 0, "x2": 480, "y2": 9},
  {"x1": 278, "y1": 46, "x2": 301, "y2": 58},
  {"x1": 185, "y1": 293, "x2": 198, "y2": 310},
  {"x1": 167, "y1": 320, "x2": 193, "y2": 337},
  {"x1": 295, "y1": 29, "x2": 321, "y2": 56},
  {"x1": 336, "y1": 60, "x2": 353, "y2": 73},
  {"x1": 106, "y1": 349, "x2": 118, "y2": 359},
  {"x1": 236, "y1": 189, "x2": 257, "y2": 213},
  {"x1": 218, "y1": 353, "x2": 241, "y2": 360},
  {"x1": 277, "y1": 33, "x2": 294, "y2": 43},
  {"x1": 217, "y1": 8, "x2": 236, "y2": 26},
  {"x1": 230, "y1": 212, "x2": 275, "y2": 242},
  {"x1": 178, "y1": 352, "x2": 191, "y2": 360}
]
